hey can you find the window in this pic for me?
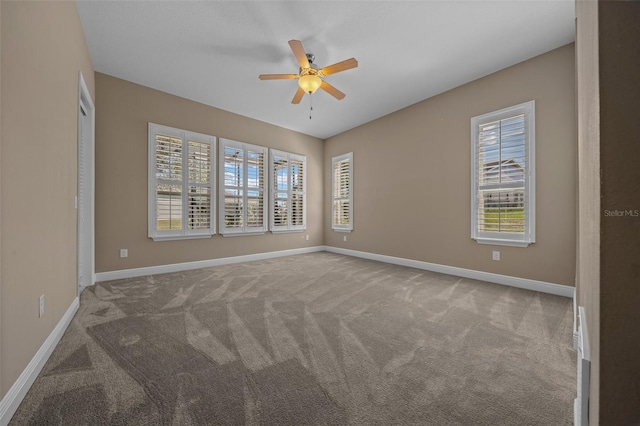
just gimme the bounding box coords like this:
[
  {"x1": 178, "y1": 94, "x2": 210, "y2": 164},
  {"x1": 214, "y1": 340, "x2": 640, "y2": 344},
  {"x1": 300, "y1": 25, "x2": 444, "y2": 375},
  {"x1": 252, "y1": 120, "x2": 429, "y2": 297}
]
[
  {"x1": 332, "y1": 152, "x2": 353, "y2": 231},
  {"x1": 219, "y1": 138, "x2": 268, "y2": 235},
  {"x1": 471, "y1": 100, "x2": 535, "y2": 247},
  {"x1": 270, "y1": 150, "x2": 306, "y2": 232},
  {"x1": 148, "y1": 123, "x2": 215, "y2": 241}
]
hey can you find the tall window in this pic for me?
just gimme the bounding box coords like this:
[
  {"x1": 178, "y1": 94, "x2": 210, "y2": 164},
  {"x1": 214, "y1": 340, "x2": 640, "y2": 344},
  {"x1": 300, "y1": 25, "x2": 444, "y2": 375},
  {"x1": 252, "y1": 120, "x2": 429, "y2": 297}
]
[
  {"x1": 148, "y1": 123, "x2": 215, "y2": 241},
  {"x1": 471, "y1": 101, "x2": 535, "y2": 247},
  {"x1": 332, "y1": 152, "x2": 353, "y2": 231},
  {"x1": 219, "y1": 139, "x2": 267, "y2": 235},
  {"x1": 270, "y1": 150, "x2": 306, "y2": 232}
]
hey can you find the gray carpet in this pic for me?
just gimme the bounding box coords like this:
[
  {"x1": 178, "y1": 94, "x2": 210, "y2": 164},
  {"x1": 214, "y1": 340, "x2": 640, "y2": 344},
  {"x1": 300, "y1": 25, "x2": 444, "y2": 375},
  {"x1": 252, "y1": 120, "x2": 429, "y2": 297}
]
[{"x1": 11, "y1": 252, "x2": 576, "y2": 425}]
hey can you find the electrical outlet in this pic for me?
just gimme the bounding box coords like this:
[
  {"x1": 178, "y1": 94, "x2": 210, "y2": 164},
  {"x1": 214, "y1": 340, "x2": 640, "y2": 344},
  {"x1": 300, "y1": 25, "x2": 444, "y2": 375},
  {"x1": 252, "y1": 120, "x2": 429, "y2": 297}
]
[
  {"x1": 39, "y1": 295, "x2": 45, "y2": 318},
  {"x1": 305, "y1": 235, "x2": 309, "y2": 241},
  {"x1": 343, "y1": 235, "x2": 347, "y2": 242},
  {"x1": 120, "y1": 248, "x2": 128, "y2": 258},
  {"x1": 492, "y1": 251, "x2": 500, "y2": 261}
]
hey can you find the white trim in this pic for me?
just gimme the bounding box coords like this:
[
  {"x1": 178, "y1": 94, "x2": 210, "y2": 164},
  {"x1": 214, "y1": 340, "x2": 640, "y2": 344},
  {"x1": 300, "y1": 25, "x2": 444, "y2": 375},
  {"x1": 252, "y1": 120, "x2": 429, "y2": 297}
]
[
  {"x1": 269, "y1": 149, "x2": 307, "y2": 233},
  {"x1": 575, "y1": 306, "x2": 590, "y2": 426},
  {"x1": 148, "y1": 123, "x2": 216, "y2": 241},
  {"x1": 471, "y1": 100, "x2": 535, "y2": 246},
  {"x1": 577, "y1": 307, "x2": 590, "y2": 361},
  {"x1": 475, "y1": 237, "x2": 531, "y2": 248},
  {"x1": 219, "y1": 138, "x2": 268, "y2": 236},
  {"x1": 150, "y1": 234, "x2": 213, "y2": 242},
  {"x1": 95, "y1": 246, "x2": 325, "y2": 282},
  {"x1": 221, "y1": 232, "x2": 266, "y2": 238},
  {"x1": 331, "y1": 152, "x2": 354, "y2": 232},
  {"x1": 78, "y1": 71, "x2": 96, "y2": 292},
  {"x1": 0, "y1": 297, "x2": 79, "y2": 426},
  {"x1": 572, "y1": 287, "x2": 579, "y2": 350},
  {"x1": 324, "y1": 246, "x2": 574, "y2": 298}
]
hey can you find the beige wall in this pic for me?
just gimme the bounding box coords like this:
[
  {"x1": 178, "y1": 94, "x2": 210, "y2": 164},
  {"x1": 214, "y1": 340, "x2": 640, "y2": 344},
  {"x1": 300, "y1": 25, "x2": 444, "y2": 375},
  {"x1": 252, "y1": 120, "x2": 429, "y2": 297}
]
[
  {"x1": 0, "y1": 0, "x2": 3, "y2": 396},
  {"x1": 324, "y1": 44, "x2": 577, "y2": 286},
  {"x1": 575, "y1": 0, "x2": 600, "y2": 422},
  {"x1": 94, "y1": 73, "x2": 323, "y2": 273},
  {"x1": 0, "y1": 1, "x2": 94, "y2": 398}
]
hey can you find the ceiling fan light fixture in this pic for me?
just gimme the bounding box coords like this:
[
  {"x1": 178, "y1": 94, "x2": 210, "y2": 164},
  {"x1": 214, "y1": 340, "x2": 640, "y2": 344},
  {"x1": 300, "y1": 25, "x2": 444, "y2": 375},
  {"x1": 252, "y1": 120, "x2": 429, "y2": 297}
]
[{"x1": 298, "y1": 74, "x2": 322, "y2": 94}]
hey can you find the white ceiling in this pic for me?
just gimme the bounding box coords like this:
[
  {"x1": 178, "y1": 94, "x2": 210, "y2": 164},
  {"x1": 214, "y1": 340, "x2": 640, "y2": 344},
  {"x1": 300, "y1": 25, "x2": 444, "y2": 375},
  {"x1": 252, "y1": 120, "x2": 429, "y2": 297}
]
[{"x1": 76, "y1": 1, "x2": 575, "y2": 140}]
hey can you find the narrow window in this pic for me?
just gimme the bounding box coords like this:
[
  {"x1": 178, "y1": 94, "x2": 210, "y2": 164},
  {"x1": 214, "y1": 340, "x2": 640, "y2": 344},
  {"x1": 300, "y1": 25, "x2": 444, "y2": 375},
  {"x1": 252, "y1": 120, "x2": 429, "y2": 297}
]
[
  {"x1": 332, "y1": 152, "x2": 353, "y2": 232},
  {"x1": 219, "y1": 139, "x2": 268, "y2": 235},
  {"x1": 270, "y1": 150, "x2": 306, "y2": 232},
  {"x1": 148, "y1": 123, "x2": 215, "y2": 241},
  {"x1": 471, "y1": 101, "x2": 535, "y2": 247}
]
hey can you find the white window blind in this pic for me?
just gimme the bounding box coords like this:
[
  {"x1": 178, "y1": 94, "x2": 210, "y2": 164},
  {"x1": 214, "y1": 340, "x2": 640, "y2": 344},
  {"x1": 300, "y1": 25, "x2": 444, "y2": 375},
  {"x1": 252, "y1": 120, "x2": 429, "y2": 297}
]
[
  {"x1": 471, "y1": 101, "x2": 535, "y2": 247},
  {"x1": 148, "y1": 123, "x2": 215, "y2": 241},
  {"x1": 332, "y1": 152, "x2": 353, "y2": 231},
  {"x1": 270, "y1": 150, "x2": 306, "y2": 232},
  {"x1": 219, "y1": 139, "x2": 268, "y2": 235}
]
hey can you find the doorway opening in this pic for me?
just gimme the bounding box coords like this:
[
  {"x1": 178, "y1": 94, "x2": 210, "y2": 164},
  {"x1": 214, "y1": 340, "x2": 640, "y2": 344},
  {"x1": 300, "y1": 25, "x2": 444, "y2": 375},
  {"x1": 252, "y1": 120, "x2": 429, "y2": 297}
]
[{"x1": 78, "y1": 73, "x2": 95, "y2": 294}]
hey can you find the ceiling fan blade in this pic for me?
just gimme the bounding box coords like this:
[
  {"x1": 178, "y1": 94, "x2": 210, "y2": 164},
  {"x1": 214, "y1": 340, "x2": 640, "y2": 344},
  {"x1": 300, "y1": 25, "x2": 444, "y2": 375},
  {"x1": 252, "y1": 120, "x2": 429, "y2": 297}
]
[
  {"x1": 288, "y1": 40, "x2": 310, "y2": 69},
  {"x1": 320, "y1": 81, "x2": 346, "y2": 100},
  {"x1": 319, "y1": 58, "x2": 358, "y2": 76},
  {"x1": 291, "y1": 87, "x2": 305, "y2": 104},
  {"x1": 259, "y1": 74, "x2": 299, "y2": 80}
]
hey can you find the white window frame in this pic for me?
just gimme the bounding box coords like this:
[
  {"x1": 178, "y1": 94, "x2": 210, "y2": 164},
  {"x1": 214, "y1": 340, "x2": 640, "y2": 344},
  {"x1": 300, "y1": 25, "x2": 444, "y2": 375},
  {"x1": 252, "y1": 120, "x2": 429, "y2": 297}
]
[
  {"x1": 270, "y1": 149, "x2": 307, "y2": 233},
  {"x1": 332, "y1": 152, "x2": 353, "y2": 232},
  {"x1": 148, "y1": 123, "x2": 216, "y2": 241},
  {"x1": 219, "y1": 138, "x2": 268, "y2": 236},
  {"x1": 470, "y1": 100, "x2": 535, "y2": 247}
]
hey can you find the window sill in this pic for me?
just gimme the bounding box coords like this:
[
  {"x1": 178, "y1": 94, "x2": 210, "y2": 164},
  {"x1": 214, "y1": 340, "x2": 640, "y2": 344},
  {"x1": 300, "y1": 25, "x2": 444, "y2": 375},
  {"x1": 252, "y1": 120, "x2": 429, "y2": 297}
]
[
  {"x1": 221, "y1": 231, "x2": 266, "y2": 237},
  {"x1": 474, "y1": 237, "x2": 532, "y2": 248},
  {"x1": 332, "y1": 228, "x2": 352, "y2": 233},
  {"x1": 150, "y1": 234, "x2": 213, "y2": 242},
  {"x1": 271, "y1": 229, "x2": 305, "y2": 234}
]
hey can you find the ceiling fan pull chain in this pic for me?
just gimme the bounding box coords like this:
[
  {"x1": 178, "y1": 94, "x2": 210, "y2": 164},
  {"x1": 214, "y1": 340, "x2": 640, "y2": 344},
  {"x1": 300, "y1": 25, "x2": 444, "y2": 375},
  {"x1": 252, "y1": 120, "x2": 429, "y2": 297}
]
[{"x1": 309, "y1": 95, "x2": 313, "y2": 120}]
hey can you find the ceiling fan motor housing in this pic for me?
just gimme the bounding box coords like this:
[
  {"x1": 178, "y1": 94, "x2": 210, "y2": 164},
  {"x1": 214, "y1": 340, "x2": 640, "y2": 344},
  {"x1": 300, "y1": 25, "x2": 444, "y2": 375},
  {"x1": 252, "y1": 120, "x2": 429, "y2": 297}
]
[{"x1": 301, "y1": 54, "x2": 319, "y2": 74}]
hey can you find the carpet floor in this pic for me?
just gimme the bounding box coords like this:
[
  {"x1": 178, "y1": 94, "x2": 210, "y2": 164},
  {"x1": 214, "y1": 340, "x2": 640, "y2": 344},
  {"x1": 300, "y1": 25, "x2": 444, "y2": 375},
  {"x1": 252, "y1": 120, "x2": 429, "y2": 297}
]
[{"x1": 11, "y1": 252, "x2": 576, "y2": 425}]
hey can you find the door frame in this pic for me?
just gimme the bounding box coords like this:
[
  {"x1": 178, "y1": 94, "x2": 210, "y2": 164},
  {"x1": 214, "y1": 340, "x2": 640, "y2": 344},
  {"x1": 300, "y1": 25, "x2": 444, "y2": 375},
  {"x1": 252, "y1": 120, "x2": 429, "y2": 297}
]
[{"x1": 78, "y1": 72, "x2": 95, "y2": 294}]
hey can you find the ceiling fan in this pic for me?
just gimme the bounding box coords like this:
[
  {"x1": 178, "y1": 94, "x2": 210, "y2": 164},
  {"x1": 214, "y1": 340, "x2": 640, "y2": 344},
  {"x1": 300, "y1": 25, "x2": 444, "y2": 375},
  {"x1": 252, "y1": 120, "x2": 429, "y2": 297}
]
[{"x1": 259, "y1": 40, "x2": 358, "y2": 104}]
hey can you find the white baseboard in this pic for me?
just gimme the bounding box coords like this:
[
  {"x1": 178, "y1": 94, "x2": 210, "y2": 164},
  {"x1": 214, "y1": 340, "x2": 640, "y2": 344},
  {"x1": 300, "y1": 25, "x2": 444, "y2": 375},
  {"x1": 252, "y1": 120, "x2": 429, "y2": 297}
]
[
  {"x1": 96, "y1": 245, "x2": 574, "y2": 298},
  {"x1": 0, "y1": 297, "x2": 79, "y2": 426},
  {"x1": 573, "y1": 287, "x2": 579, "y2": 350},
  {"x1": 575, "y1": 306, "x2": 590, "y2": 426},
  {"x1": 324, "y1": 246, "x2": 574, "y2": 298},
  {"x1": 95, "y1": 246, "x2": 325, "y2": 282}
]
